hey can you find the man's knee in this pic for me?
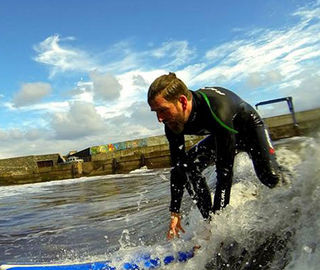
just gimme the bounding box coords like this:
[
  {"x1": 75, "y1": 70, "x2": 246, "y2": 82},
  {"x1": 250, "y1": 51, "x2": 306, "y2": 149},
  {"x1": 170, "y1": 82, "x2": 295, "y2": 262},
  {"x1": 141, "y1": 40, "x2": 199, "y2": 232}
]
[{"x1": 258, "y1": 169, "x2": 280, "y2": 188}]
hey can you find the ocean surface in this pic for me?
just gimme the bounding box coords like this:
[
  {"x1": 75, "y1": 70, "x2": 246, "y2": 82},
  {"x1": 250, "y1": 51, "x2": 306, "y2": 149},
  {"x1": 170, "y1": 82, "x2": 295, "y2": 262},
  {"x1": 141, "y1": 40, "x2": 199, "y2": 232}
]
[{"x1": 0, "y1": 134, "x2": 319, "y2": 269}]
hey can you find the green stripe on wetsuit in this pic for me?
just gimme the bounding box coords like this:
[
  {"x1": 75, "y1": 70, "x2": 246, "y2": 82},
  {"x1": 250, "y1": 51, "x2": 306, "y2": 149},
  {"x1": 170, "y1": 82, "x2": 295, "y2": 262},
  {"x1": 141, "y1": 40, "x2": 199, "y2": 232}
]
[{"x1": 199, "y1": 91, "x2": 238, "y2": 134}]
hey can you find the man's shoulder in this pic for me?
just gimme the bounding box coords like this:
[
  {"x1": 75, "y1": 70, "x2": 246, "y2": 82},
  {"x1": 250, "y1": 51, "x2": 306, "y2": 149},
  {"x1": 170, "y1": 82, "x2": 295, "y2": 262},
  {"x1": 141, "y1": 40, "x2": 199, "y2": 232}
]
[
  {"x1": 196, "y1": 87, "x2": 232, "y2": 96},
  {"x1": 196, "y1": 87, "x2": 244, "y2": 106}
]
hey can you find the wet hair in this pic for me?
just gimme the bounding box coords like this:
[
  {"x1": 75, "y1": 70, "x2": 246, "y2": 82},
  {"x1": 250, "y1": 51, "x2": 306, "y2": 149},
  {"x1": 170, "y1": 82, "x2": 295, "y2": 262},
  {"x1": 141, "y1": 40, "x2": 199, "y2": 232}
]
[{"x1": 147, "y1": 72, "x2": 192, "y2": 103}]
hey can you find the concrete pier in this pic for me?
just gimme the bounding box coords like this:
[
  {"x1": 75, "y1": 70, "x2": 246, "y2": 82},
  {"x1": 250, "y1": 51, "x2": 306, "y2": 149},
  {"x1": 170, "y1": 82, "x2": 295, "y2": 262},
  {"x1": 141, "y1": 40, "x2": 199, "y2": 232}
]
[{"x1": 0, "y1": 108, "x2": 319, "y2": 186}]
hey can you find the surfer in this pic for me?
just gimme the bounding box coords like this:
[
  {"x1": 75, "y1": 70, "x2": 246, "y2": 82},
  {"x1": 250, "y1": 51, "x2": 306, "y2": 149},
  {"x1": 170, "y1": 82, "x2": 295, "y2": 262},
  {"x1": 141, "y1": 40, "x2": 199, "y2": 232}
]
[{"x1": 148, "y1": 72, "x2": 282, "y2": 239}]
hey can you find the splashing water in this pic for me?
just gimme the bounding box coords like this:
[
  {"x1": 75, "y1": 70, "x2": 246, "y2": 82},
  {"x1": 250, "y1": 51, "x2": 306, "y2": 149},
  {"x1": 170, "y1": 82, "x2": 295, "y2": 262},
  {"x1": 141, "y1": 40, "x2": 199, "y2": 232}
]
[
  {"x1": 168, "y1": 135, "x2": 320, "y2": 270},
  {"x1": 0, "y1": 135, "x2": 319, "y2": 269}
]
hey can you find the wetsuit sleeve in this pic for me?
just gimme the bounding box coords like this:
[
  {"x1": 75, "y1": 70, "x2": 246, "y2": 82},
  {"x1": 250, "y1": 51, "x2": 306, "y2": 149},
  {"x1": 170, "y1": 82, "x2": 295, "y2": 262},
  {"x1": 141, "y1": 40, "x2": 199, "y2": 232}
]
[
  {"x1": 165, "y1": 126, "x2": 187, "y2": 213},
  {"x1": 165, "y1": 125, "x2": 186, "y2": 166},
  {"x1": 213, "y1": 129, "x2": 236, "y2": 212}
]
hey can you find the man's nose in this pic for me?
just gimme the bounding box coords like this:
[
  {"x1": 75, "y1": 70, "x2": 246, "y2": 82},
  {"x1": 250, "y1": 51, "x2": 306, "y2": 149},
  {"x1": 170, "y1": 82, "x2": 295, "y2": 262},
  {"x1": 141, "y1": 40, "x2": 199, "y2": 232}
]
[{"x1": 157, "y1": 112, "x2": 164, "y2": 123}]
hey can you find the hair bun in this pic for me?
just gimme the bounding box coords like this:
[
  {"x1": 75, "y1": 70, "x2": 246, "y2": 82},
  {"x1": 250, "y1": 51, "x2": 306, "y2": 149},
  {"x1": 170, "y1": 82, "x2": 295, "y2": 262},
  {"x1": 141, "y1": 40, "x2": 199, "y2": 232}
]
[{"x1": 168, "y1": 72, "x2": 176, "y2": 78}]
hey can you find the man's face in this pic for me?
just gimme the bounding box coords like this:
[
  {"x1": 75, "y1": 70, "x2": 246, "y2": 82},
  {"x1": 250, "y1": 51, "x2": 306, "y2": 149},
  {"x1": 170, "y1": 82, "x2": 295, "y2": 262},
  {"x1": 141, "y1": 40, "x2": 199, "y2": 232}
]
[{"x1": 149, "y1": 94, "x2": 185, "y2": 134}]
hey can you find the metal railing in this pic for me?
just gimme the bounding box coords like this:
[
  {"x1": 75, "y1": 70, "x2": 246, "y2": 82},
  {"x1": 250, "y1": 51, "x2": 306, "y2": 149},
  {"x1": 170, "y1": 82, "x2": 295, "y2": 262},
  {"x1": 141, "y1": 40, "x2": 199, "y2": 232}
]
[{"x1": 255, "y1": 96, "x2": 298, "y2": 127}]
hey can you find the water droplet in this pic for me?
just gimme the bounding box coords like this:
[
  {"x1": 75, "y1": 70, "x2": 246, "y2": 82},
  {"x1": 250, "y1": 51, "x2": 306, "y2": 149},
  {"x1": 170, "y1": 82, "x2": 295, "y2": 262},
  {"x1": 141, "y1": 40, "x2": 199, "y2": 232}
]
[{"x1": 303, "y1": 245, "x2": 313, "y2": 253}]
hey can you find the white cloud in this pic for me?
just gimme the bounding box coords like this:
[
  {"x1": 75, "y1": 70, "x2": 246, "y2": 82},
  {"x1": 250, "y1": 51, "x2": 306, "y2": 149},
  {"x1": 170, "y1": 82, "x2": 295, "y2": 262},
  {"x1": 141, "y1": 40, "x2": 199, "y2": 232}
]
[
  {"x1": 88, "y1": 70, "x2": 162, "y2": 121},
  {"x1": 293, "y1": 3, "x2": 320, "y2": 21},
  {"x1": 205, "y1": 40, "x2": 247, "y2": 62},
  {"x1": 34, "y1": 36, "x2": 194, "y2": 77},
  {"x1": 51, "y1": 101, "x2": 106, "y2": 140},
  {"x1": 49, "y1": 99, "x2": 162, "y2": 147},
  {"x1": 90, "y1": 71, "x2": 122, "y2": 102},
  {"x1": 103, "y1": 101, "x2": 163, "y2": 142},
  {"x1": 132, "y1": 74, "x2": 148, "y2": 88},
  {"x1": 0, "y1": 126, "x2": 58, "y2": 158},
  {"x1": 2, "y1": 1, "x2": 317, "y2": 159},
  {"x1": 0, "y1": 130, "x2": 86, "y2": 159},
  {"x1": 175, "y1": 64, "x2": 207, "y2": 84},
  {"x1": 0, "y1": 128, "x2": 24, "y2": 140},
  {"x1": 33, "y1": 3, "x2": 320, "y2": 97},
  {"x1": 128, "y1": 101, "x2": 162, "y2": 130},
  {"x1": 246, "y1": 70, "x2": 283, "y2": 89},
  {"x1": 66, "y1": 81, "x2": 94, "y2": 104},
  {"x1": 186, "y1": 5, "x2": 320, "y2": 96},
  {"x1": 103, "y1": 54, "x2": 141, "y2": 74},
  {"x1": 24, "y1": 128, "x2": 46, "y2": 141},
  {"x1": 5, "y1": 100, "x2": 69, "y2": 113},
  {"x1": 34, "y1": 34, "x2": 100, "y2": 77},
  {"x1": 281, "y1": 71, "x2": 320, "y2": 111},
  {"x1": 151, "y1": 41, "x2": 195, "y2": 68},
  {"x1": 13, "y1": 82, "x2": 52, "y2": 107}
]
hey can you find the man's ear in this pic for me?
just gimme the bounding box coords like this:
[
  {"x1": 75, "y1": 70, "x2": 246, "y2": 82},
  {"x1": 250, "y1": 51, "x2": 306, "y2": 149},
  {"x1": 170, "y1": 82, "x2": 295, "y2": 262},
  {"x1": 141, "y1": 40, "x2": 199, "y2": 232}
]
[{"x1": 178, "y1": 95, "x2": 188, "y2": 110}]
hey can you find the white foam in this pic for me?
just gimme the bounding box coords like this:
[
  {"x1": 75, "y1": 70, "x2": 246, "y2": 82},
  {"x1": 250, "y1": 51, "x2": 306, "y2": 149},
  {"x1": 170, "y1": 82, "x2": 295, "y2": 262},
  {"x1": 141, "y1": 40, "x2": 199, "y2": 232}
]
[{"x1": 167, "y1": 135, "x2": 320, "y2": 269}]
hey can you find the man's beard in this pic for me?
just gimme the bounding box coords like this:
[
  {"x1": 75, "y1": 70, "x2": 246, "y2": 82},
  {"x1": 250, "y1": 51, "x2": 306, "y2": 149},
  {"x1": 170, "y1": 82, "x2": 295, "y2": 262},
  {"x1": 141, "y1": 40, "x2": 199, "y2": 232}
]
[{"x1": 166, "y1": 120, "x2": 185, "y2": 134}]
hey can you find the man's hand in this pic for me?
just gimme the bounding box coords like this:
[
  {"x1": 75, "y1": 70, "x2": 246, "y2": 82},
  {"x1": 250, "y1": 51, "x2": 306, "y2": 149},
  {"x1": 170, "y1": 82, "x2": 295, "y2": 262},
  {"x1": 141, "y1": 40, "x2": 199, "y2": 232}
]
[{"x1": 167, "y1": 212, "x2": 185, "y2": 240}]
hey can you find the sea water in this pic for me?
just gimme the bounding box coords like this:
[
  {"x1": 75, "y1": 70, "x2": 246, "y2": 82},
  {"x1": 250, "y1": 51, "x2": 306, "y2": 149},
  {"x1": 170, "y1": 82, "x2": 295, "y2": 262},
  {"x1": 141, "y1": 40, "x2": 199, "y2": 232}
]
[{"x1": 0, "y1": 134, "x2": 319, "y2": 269}]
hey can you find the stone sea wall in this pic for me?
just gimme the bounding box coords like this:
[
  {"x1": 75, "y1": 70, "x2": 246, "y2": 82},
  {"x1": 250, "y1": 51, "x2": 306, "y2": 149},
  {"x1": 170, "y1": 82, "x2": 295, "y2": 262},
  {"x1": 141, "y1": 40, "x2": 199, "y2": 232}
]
[{"x1": 0, "y1": 108, "x2": 319, "y2": 186}]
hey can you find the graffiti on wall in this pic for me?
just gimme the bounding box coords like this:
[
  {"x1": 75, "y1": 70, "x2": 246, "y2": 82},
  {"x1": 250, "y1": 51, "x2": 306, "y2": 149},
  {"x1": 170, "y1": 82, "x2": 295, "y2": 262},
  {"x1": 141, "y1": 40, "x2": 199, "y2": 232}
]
[{"x1": 90, "y1": 139, "x2": 148, "y2": 155}]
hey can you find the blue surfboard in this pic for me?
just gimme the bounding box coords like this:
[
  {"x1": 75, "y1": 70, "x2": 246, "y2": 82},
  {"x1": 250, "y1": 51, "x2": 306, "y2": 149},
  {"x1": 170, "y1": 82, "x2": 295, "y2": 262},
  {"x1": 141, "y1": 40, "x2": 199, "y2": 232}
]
[{"x1": 0, "y1": 248, "x2": 196, "y2": 270}]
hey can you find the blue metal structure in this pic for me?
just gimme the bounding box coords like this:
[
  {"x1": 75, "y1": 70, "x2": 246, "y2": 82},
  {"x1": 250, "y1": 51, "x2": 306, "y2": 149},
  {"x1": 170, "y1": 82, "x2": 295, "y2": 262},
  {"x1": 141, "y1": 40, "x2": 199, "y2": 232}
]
[{"x1": 255, "y1": 96, "x2": 298, "y2": 126}]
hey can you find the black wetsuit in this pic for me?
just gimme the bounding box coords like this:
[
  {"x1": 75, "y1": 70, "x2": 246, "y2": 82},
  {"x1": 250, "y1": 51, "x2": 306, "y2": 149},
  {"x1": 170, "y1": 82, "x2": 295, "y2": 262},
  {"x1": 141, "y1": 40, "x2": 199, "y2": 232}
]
[{"x1": 166, "y1": 87, "x2": 281, "y2": 219}]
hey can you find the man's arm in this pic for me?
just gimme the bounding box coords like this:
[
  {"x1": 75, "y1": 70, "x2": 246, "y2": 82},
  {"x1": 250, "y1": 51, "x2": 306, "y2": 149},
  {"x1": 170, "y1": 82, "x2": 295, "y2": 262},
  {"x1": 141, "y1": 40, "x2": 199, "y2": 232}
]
[
  {"x1": 212, "y1": 131, "x2": 236, "y2": 212},
  {"x1": 166, "y1": 125, "x2": 186, "y2": 166},
  {"x1": 165, "y1": 126, "x2": 187, "y2": 238},
  {"x1": 165, "y1": 126, "x2": 187, "y2": 213}
]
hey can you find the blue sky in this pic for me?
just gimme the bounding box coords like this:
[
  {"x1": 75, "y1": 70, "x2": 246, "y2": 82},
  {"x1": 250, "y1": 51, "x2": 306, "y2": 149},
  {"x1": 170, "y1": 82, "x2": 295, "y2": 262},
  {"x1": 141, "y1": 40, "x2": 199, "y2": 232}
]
[{"x1": 0, "y1": 0, "x2": 320, "y2": 158}]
